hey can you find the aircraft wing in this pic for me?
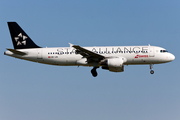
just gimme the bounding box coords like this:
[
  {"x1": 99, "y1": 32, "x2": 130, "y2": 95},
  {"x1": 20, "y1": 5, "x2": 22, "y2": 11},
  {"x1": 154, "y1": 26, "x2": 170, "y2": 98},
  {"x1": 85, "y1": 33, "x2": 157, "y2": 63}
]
[{"x1": 72, "y1": 45, "x2": 105, "y2": 62}]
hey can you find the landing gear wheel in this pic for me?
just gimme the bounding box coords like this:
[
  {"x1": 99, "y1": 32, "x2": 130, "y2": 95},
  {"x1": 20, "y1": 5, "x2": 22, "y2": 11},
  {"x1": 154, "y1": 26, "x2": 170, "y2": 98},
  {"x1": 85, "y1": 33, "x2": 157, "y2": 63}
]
[
  {"x1": 150, "y1": 70, "x2": 154, "y2": 74},
  {"x1": 91, "y1": 68, "x2": 98, "y2": 77},
  {"x1": 150, "y1": 64, "x2": 154, "y2": 74}
]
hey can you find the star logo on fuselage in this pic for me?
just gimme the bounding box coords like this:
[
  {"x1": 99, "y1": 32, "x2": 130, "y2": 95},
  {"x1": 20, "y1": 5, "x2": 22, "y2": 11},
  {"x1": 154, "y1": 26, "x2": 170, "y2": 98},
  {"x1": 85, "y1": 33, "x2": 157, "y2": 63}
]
[{"x1": 14, "y1": 33, "x2": 27, "y2": 46}]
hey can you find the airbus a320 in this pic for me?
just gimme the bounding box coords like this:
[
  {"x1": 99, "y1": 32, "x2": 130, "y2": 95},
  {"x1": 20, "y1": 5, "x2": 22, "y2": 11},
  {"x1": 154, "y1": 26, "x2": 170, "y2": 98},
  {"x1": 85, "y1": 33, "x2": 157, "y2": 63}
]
[{"x1": 4, "y1": 22, "x2": 175, "y2": 77}]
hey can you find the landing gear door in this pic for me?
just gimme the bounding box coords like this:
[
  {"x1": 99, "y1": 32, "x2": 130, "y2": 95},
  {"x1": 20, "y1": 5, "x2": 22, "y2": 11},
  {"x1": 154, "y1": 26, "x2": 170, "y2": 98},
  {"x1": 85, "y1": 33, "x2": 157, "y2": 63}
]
[{"x1": 149, "y1": 46, "x2": 155, "y2": 57}]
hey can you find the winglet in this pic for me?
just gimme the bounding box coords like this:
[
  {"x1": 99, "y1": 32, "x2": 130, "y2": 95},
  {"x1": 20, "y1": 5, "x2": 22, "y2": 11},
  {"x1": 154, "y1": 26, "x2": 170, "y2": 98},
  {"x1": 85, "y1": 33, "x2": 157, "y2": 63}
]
[{"x1": 69, "y1": 43, "x2": 73, "y2": 47}]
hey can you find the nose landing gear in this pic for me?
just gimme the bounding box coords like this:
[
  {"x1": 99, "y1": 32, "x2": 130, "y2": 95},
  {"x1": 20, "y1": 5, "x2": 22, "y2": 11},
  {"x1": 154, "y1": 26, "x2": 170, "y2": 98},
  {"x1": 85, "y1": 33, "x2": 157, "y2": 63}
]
[{"x1": 150, "y1": 64, "x2": 154, "y2": 74}]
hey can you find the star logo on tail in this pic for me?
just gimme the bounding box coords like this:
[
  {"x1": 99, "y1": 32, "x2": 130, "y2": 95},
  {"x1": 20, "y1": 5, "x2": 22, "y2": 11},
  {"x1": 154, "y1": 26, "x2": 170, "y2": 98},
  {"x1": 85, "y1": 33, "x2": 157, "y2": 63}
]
[{"x1": 14, "y1": 33, "x2": 27, "y2": 46}]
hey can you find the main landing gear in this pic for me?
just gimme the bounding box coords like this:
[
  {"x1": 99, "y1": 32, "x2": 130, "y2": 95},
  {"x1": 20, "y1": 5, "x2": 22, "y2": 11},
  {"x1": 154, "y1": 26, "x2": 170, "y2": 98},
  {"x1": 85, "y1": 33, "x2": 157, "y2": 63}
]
[
  {"x1": 91, "y1": 67, "x2": 98, "y2": 77},
  {"x1": 91, "y1": 64, "x2": 155, "y2": 77},
  {"x1": 150, "y1": 64, "x2": 154, "y2": 74}
]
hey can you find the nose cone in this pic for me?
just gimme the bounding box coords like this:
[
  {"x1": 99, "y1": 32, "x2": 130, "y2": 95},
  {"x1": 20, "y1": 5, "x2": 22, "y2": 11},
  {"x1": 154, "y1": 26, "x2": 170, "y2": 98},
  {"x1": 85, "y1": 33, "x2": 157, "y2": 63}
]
[
  {"x1": 168, "y1": 53, "x2": 175, "y2": 62},
  {"x1": 170, "y1": 54, "x2": 175, "y2": 61}
]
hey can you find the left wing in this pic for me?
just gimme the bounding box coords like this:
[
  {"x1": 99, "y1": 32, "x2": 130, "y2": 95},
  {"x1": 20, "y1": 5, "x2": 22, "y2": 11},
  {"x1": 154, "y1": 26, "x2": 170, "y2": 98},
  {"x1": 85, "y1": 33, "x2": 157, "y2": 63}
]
[{"x1": 72, "y1": 45, "x2": 105, "y2": 62}]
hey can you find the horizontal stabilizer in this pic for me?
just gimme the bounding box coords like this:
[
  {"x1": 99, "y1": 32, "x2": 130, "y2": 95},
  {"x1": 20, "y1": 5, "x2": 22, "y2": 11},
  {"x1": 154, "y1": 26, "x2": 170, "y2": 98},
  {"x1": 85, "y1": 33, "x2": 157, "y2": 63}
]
[{"x1": 7, "y1": 48, "x2": 27, "y2": 55}]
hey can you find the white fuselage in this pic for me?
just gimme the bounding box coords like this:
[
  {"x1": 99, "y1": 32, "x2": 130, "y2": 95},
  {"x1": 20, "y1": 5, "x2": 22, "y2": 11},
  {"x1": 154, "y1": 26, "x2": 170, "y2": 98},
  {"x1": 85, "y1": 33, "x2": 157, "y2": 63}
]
[
  {"x1": 5, "y1": 22, "x2": 175, "y2": 76},
  {"x1": 5, "y1": 45, "x2": 175, "y2": 66}
]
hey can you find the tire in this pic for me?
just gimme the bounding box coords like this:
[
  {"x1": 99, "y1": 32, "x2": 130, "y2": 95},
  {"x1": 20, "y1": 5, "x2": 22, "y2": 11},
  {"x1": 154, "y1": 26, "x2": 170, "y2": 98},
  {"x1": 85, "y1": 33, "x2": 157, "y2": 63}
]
[
  {"x1": 91, "y1": 68, "x2": 98, "y2": 77},
  {"x1": 150, "y1": 70, "x2": 154, "y2": 74}
]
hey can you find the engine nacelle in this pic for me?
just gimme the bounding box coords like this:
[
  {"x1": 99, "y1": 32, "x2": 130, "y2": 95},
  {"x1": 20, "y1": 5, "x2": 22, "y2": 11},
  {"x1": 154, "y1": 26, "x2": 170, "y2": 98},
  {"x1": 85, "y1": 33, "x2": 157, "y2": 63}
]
[{"x1": 101, "y1": 57, "x2": 126, "y2": 72}]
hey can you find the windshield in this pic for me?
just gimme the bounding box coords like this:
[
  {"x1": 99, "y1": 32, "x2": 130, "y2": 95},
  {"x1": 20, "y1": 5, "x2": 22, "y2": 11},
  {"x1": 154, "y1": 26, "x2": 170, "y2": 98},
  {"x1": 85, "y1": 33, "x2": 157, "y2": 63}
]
[{"x1": 160, "y1": 50, "x2": 168, "y2": 53}]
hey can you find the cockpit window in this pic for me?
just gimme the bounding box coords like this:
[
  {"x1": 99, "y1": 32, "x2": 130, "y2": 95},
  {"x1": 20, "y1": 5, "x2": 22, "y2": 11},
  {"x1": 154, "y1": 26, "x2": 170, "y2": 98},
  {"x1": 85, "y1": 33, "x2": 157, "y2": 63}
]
[{"x1": 160, "y1": 50, "x2": 168, "y2": 53}]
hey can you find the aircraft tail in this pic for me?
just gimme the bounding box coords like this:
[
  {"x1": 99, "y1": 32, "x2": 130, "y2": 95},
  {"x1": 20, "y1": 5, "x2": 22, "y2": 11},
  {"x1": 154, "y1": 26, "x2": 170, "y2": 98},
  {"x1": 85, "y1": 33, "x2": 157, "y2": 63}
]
[{"x1": 7, "y1": 22, "x2": 41, "y2": 49}]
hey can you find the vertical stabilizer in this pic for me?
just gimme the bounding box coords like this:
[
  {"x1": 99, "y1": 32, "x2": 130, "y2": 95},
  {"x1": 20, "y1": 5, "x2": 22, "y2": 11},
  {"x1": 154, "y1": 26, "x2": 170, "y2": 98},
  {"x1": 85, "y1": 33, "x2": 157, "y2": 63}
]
[{"x1": 7, "y1": 22, "x2": 41, "y2": 49}]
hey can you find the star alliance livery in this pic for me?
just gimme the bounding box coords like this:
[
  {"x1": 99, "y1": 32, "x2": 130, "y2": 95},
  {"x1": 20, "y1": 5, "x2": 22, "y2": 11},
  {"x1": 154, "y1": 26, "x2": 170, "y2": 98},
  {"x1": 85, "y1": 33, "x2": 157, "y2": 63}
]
[{"x1": 4, "y1": 22, "x2": 175, "y2": 77}]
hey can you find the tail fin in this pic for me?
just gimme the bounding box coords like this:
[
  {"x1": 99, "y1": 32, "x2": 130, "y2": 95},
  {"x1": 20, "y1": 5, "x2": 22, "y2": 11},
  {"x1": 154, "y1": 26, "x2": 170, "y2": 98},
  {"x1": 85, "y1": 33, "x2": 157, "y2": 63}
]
[{"x1": 7, "y1": 22, "x2": 41, "y2": 49}]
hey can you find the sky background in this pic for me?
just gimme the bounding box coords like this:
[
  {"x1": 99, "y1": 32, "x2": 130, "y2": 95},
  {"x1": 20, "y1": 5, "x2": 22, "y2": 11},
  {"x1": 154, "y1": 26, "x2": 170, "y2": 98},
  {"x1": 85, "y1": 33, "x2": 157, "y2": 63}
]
[{"x1": 0, "y1": 0, "x2": 180, "y2": 120}]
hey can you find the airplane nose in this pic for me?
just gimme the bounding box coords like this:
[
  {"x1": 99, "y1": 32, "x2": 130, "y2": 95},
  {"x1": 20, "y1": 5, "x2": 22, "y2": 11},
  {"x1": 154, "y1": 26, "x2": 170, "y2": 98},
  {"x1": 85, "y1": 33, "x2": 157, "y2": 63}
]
[{"x1": 170, "y1": 54, "x2": 175, "y2": 61}]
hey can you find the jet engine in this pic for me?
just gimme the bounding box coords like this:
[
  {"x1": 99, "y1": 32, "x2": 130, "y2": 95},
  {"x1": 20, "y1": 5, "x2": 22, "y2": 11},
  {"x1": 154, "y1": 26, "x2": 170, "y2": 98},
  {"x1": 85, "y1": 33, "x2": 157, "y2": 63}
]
[{"x1": 100, "y1": 57, "x2": 126, "y2": 72}]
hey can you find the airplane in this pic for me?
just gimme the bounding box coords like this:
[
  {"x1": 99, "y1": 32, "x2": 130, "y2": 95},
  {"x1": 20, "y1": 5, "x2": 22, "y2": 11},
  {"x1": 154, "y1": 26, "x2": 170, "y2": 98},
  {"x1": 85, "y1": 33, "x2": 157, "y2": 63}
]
[{"x1": 4, "y1": 22, "x2": 175, "y2": 77}]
